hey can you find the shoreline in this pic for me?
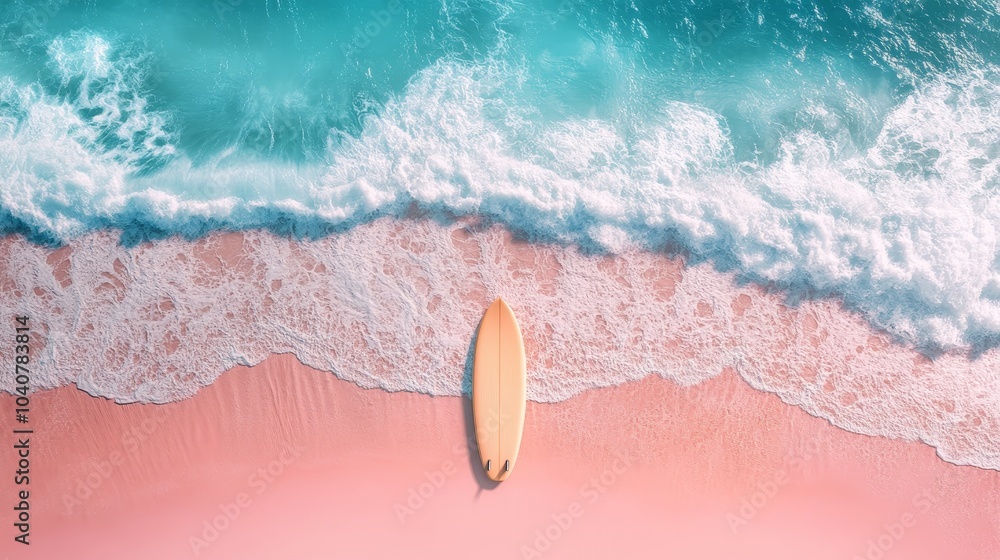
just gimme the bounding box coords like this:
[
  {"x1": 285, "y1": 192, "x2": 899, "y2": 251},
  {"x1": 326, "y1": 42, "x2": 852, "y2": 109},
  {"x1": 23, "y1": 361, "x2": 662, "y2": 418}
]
[
  {"x1": 3, "y1": 219, "x2": 1000, "y2": 470},
  {"x1": 0, "y1": 218, "x2": 1000, "y2": 469}
]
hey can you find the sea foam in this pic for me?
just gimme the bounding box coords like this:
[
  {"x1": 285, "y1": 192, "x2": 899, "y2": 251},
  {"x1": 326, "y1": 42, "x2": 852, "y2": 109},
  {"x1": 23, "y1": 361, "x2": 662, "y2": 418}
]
[
  {"x1": 1, "y1": 220, "x2": 998, "y2": 471},
  {"x1": 3, "y1": 43, "x2": 1000, "y2": 351}
]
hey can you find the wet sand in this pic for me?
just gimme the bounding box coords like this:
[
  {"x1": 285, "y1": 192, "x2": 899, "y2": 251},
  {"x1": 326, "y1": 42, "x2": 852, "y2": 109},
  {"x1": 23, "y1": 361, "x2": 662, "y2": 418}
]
[{"x1": 1, "y1": 353, "x2": 997, "y2": 559}]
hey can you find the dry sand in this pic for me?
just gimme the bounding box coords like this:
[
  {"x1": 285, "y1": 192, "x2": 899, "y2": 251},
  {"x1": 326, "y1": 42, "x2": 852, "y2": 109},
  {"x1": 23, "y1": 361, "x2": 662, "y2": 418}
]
[{"x1": 1, "y1": 353, "x2": 997, "y2": 559}]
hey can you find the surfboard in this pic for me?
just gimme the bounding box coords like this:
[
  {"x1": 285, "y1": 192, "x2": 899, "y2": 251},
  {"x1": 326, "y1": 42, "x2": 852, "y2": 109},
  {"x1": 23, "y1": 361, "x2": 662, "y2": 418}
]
[{"x1": 472, "y1": 297, "x2": 527, "y2": 482}]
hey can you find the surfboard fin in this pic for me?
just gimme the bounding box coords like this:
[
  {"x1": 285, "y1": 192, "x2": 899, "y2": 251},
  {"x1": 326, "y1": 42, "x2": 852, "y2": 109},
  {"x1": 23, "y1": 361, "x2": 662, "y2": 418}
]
[
  {"x1": 486, "y1": 459, "x2": 492, "y2": 471},
  {"x1": 504, "y1": 460, "x2": 510, "y2": 472}
]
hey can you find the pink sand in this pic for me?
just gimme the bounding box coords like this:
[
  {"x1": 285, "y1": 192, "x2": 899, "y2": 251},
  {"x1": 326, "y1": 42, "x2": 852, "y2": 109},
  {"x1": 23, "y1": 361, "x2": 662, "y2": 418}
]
[
  {"x1": 1, "y1": 353, "x2": 997, "y2": 559},
  {"x1": 5, "y1": 220, "x2": 1000, "y2": 471}
]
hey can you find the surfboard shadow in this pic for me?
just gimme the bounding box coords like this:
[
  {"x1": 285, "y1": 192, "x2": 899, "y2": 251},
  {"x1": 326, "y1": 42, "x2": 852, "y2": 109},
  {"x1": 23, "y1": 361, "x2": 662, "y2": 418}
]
[{"x1": 462, "y1": 318, "x2": 501, "y2": 492}]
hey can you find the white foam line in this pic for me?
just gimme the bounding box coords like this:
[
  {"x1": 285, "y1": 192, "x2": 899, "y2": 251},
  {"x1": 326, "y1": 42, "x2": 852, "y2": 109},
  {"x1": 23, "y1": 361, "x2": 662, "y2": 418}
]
[{"x1": 1, "y1": 220, "x2": 998, "y2": 470}]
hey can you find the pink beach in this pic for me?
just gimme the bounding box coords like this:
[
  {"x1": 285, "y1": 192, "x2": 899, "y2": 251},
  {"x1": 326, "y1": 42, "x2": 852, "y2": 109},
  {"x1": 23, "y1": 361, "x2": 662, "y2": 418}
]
[
  {"x1": 1, "y1": 353, "x2": 998, "y2": 559},
  {"x1": 1, "y1": 222, "x2": 999, "y2": 559}
]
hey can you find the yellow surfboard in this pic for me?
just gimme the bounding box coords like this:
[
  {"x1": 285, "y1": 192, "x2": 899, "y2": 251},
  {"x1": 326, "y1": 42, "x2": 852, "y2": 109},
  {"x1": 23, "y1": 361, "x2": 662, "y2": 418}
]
[{"x1": 473, "y1": 297, "x2": 527, "y2": 482}]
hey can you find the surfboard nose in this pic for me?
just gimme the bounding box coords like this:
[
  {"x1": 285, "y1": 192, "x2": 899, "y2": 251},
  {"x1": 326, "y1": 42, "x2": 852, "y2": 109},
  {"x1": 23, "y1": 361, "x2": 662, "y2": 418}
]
[{"x1": 492, "y1": 297, "x2": 516, "y2": 317}]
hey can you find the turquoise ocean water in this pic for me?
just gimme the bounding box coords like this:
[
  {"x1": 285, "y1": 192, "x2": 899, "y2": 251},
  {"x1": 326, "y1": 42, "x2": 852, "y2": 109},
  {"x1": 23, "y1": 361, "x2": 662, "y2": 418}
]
[{"x1": 2, "y1": 0, "x2": 1000, "y2": 351}]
